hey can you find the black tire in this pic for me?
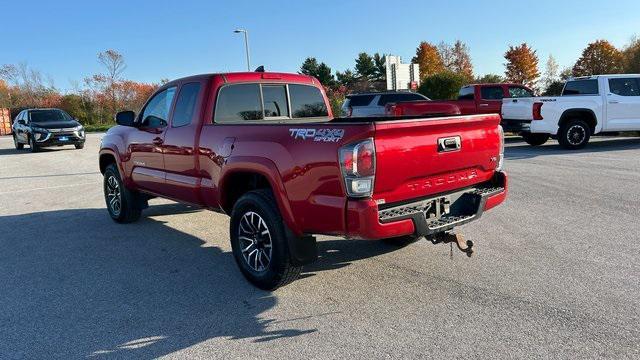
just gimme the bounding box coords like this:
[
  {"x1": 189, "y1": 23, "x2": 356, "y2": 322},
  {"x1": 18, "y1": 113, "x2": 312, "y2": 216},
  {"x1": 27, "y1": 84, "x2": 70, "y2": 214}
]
[
  {"x1": 522, "y1": 132, "x2": 550, "y2": 146},
  {"x1": 75, "y1": 143, "x2": 85, "y2": 149},
  {"x1": 29, "y1": 135, "x2": 39, "y2": 153},
  {"x1": 558, "y1": 119, "x2": 591, "y2": 149},
  {"x1": 13, "y1": 135, "x2": 24, "y2": 150},
  {"x1": 103, "y1": 163, "x2": 142, "y2": 223},
  {"x1": 230, "y1": 189, "x2": 302, "y2": 290}
]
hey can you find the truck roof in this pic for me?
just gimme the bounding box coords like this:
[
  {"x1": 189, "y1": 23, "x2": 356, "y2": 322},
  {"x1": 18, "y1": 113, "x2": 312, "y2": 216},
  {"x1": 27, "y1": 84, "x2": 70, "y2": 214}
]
[
  {"x1": 164, "y1": 72, "x2": 317, "y2": 87},
  {"x1": 572, "y1": 74, "x2": 640, "y2": 80}
]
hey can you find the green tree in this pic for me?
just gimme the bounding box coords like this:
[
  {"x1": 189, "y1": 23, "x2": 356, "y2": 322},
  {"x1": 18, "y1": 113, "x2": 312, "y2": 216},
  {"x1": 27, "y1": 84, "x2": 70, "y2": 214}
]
[
  {"x1": 418, "y1": 71, "x2": 469, "y2": 100},
  {"x1": 372, "y1": 53, "x2": 386, "y2": 81},
  {"x1": 412, "y1": 42, "x2": 444, "y2": 79},
  {"x1": 336, "y1": 69, "x2": 356, "y2": 87},
  {"x1": 475, "y1": 74, "x2": 504, "y2": 84},
  {"x1": 572, "y1": 40, "x2": 624, "y2": 76},
  {"x1": 299, "y1": 57, "x2": 335, "y2": 86},
  {"x1": 355, "y1": 52, "x2": 376, "y2": 79},
  {"x1": 543, "y1": 81, "x2": 565, "y2": 96}
]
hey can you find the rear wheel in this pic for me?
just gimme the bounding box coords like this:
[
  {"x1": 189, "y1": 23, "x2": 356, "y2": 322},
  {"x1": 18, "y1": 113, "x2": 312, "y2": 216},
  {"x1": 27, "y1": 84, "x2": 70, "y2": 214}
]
[
  {"x1": 230, "y1": 189, "x2": 302, "y2": 290},
  {"x1": 29, "y1": 136, "x2": 39, "y2": 153},
  {"x1": 522, "y1": 132, "x2": 550, "y2": 146},
  {"x1": 558, "y1": 119, "x2": 591, "y2": 149},
  {"x1": 103, "y1": 163, "x2": 142, "y2": 223},
  {"x1": 75, "y1": 143, "x2": 85, "y2": 149},
  {"x1": 13, "y1": 135, "x2": 24, "y2": 150}
]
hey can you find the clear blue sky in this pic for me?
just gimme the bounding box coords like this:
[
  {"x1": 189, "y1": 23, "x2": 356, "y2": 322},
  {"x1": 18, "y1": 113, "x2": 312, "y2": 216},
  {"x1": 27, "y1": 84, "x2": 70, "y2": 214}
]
[{"x1": 2, "y1": 0, "x2": 638, "y2": 91}]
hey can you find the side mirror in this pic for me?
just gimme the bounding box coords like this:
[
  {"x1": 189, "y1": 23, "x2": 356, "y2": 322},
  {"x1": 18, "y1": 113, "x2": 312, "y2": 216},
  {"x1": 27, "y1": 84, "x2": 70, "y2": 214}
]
[
  {"x1": 17, "y1": 119, "x2": 26, "y2": 125},
  {"x1": 115, "y1": 111, "x2": 136, "y2": 127}
]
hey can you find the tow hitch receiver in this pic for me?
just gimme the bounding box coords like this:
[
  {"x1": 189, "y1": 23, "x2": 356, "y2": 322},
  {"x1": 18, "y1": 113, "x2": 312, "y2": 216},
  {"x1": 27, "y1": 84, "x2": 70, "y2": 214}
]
[{"x1": 430, "y1": 232, "x2": 474, "y2": 257}]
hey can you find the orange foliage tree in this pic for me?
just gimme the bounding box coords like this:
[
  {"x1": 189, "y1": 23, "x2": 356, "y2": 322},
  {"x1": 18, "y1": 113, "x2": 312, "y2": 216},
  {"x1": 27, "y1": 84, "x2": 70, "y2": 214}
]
[
  {"x1": 504, "y1": 43, "x2": 540, "y2": 89},
  {"x1": 572, "y1": 40, "x2": 624, "y2": 76}
]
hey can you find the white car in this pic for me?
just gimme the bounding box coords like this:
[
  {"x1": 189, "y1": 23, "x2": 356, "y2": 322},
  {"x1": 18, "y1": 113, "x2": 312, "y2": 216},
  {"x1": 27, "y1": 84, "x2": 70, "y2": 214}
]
[
  {"x1": 341, "y1": 91, "x2": 429, "y2": 117},
  {"x1": 501, "y1": 74, "x2": 640, "y2": 149}
]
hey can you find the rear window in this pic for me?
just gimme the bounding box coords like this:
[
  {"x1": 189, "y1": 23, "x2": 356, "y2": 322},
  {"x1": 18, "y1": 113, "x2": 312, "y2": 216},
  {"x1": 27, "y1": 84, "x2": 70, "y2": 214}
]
[
  {"x1": 215, "y1": 84, "x2": 264, "y2": 122},
  {"x1": 458, "y1": 87, "x2": 474, "y2": 100},
  {"x1": 377, "y1": 93, "x2": 426, "y2": 106},
  {"x1": 480, "y1": 86, "x2": 504, "y2": 100},
  {"x1": 289, "y1": 84, "x2": 328, "y2": 118},
  {"x1": 508, "y1": 86, "x2": 533, "y2": 98},
  {"x1": 562, "y1": 79, "x2": 599, "y2": 95},
  {"x1": 262, "y1": 85, "x2": 289, "y2": 118},
  {"x1": 346, "y1": 95, "x2": 375, "y2": 107}
]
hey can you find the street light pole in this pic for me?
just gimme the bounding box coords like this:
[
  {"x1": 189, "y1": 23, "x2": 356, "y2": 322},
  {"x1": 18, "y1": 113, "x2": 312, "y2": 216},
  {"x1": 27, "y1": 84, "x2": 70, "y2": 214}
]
[{"x1": 234, "y1": 29, "x2": 251, "y2": 71}]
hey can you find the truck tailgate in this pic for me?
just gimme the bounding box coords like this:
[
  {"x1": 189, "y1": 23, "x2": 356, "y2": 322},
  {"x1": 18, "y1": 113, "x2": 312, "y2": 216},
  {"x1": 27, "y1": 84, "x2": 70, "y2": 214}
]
[
  {"x1": 502, "y1": 98, "x2": 535, "y2": 120},
  {"x1": 373, "y1": 114, "x2": 501, "y2": 204}
]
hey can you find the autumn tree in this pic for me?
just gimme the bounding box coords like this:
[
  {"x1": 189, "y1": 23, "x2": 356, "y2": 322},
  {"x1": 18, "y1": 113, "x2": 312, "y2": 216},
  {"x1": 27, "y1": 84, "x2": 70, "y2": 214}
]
[
  {"x1": 572, "y1": 40, "x2": 623, "y2": 76},
  {"x1": 412, "y1": 42, "x2": 444, "y2": 79},
  {"x1": 97, "y1": 49, "x2": 126, "y2": 117},
  {"x1": 504, "y1": 43, "x2": 540, "y2": 89},
  {"x1": 622, "y1": 36, "x2": 640, "y2": 73},
  {"x1": 437, "y1": 41, "x2": 473, "y2": 79}
]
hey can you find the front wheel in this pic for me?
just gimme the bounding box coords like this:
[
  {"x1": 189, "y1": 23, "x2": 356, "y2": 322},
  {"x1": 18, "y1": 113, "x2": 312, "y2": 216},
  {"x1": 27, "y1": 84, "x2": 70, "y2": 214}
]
[
  {"x1": 29, "y1": 136, "x2": 39, "y2": 153},
  {"x1": 103, "y1": 163, "x2": 142, "y2": 223},
  {"x1": 75, "y1": 143, "x2": 85, "y2": 149},
  {"x1": 230, "y1": 189, "x2": 302, "y2": 290},
  {"x1": 558, "y1": 119, "x2": 591, "y2": 149},
  {"x1": 522, "y1": 132, "x2": 550, "y2": 146},
  {"x1": 13, "y1": 135, "x2": 24, "y2": 150}
]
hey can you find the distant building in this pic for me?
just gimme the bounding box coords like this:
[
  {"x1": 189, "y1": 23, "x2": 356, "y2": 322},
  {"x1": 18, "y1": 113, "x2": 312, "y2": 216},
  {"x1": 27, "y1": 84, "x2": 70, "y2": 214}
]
[{"x1": 385, "y1": 55, "x2": 420, "y2": 91}]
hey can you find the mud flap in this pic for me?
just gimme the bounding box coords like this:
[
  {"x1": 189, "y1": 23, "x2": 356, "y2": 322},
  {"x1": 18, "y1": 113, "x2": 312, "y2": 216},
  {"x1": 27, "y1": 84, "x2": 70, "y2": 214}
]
[{"x1": 285, "y1": 228, "x2": 317, "y2": 266}]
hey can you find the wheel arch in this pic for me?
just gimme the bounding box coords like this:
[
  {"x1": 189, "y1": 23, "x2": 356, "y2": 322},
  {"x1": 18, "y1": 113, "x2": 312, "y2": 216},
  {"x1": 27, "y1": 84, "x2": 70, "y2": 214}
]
[
  {"x1": 558, "y1": 108, "x2": 598, "y2": 134},
  {"x1": 219, "y1": 157, "x2": 301, "y2": 236}
]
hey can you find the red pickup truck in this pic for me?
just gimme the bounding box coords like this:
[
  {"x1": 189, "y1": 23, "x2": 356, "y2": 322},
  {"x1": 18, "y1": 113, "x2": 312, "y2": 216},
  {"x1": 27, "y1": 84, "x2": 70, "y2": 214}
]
[
  {"x1": 385, "y1": 83, "x2": 534, "y2": 117},
  {"x1": 99, "y1": 71, "x2": 508, "y2": 289}
]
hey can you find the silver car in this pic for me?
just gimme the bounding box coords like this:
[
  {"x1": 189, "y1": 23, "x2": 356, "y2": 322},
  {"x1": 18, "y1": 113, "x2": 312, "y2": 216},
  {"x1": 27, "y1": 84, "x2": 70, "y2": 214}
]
[{"x1": 341, "y1": 91, "x2": 429, "y2": 117}]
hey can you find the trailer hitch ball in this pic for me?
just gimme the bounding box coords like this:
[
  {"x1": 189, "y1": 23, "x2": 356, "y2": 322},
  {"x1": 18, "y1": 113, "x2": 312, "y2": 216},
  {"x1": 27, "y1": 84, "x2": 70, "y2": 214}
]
[{"x1": 431, "y1": 232, "x2": 474, "y2": 257}]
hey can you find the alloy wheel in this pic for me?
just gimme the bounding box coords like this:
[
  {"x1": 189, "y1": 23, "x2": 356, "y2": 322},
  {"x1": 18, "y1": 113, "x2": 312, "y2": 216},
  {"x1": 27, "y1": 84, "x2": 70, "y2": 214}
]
[
  {"x1": 106, "y1": 175, "x2": 122, "y2": 216},
  {"x1": 238, "y1": 211, "x2": 273, "y2": 272},
  {"x1": 567, "y1": 124, "x2": 586, "y2": 146}
]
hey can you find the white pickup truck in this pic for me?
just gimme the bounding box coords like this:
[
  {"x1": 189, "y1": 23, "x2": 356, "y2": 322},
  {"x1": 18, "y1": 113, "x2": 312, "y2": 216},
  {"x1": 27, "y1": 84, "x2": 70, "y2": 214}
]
[{"x1": 501, "y1": 74, "x2": 640, "y2": 149}]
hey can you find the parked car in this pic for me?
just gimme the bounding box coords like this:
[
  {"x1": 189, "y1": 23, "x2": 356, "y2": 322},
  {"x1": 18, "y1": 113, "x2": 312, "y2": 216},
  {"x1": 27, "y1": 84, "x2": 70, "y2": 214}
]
[
  {"x1": 501, "y1": 74, "x2": 640, "y2": 149},
  {"x1": 12, "y1": 108, "x2": 86, "y2": 152},
  {"x1": 385, "y1": 83, "x2": 534, "y2": 117},
  {"x1": 99, "y1": 71, "x2": 507, "y2": 289},
  {"x1": 341, "y1": 91, "x2": 430, "y2": 117}
]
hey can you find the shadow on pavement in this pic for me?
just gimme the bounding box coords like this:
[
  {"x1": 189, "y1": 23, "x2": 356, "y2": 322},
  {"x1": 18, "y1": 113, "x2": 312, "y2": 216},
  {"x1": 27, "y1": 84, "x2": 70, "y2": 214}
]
[
  {"x1": 0, "y1": 203, "x2": 401, "y2": 358},
  {"x1": 0, "y1": 146, "x2": 76, "y2": 156},
  {"x1": 505, "y1": 137, "x2": 640, "y2": 160}
]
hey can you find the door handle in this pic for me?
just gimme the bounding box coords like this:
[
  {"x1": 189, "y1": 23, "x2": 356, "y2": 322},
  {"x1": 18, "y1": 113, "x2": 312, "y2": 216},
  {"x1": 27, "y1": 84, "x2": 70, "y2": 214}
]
[
  {"x1": 152, "y1": 137, "x2": 164, "y2": 145},
  {"x1": 479, "y1": 103, "x2": 490, "y2": 107},
  {"x1": 608, "y1": 100, "x2": 620, "y2": 104}
]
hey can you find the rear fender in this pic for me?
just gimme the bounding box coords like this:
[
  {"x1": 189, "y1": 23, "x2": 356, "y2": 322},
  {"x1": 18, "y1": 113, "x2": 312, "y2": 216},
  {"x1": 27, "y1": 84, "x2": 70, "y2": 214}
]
[{"x1": 219, "y1": 156, "x2": 302, "y2": 236}]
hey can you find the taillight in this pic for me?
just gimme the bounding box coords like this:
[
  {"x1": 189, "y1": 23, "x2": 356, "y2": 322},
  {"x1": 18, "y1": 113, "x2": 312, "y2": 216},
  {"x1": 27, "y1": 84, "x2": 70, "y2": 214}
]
[
  {"x1": 497, "y1": 125, "x2": 504, "y2": 171},
  {"x1": 339, "y1": 138, "x2": 376, "y2": 197},
  {"x1": 533, "y1": 102, "x2": 543, "y2": 120},
  {"x1": 385, "y1": 103, "x2": 402, "y2": 116}
]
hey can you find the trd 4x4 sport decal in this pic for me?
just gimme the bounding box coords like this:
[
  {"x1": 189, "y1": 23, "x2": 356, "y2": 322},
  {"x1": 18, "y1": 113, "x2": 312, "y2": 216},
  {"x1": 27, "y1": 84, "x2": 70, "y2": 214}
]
[{"x1": 289, "y1": 128, "x2": 345, "y2": 142}]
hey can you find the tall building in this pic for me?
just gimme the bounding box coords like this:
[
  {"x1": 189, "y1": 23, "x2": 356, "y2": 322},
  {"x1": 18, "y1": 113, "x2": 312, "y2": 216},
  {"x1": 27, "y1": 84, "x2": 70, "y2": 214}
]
[{"x1": 385, "y1": 55, "x2": 420, "y2": 91}]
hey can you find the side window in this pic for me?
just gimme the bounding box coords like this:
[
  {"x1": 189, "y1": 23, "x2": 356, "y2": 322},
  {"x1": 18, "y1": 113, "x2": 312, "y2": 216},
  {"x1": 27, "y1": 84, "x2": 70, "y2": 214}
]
[
  {"x1": 562, "y1": 79, "x2": 599, "y2": 95},
  {"x1": 458, "y1": 87, "x2": 474, "y2": 100},
  {"x1": 215, "y1": 84, "x2": 263, "y2": 122},
  {"x1": 172, "y1": 83, "x2": 201, "y2": 127},
  {"x1": 262, "y1": 85, "x2": 289, "y2": 118},
  {"x1": 289, "y1": 84, "x2": 329, "y2": 118},
  {"x1": 608, "y1": 78, "x2": 640, "y2": 97},
  {"x1": 480, "y1": 86, "x2": 504, "y2": 100},
  {"x1": 508, "y1": 86, "x2": 533, "y2": 98},
  {"x1": 141, "y1": 87, "x2": 176, "y2": 127},
  {"x1": 377, "y1": 93, "x2": 424, "y2": 106}
]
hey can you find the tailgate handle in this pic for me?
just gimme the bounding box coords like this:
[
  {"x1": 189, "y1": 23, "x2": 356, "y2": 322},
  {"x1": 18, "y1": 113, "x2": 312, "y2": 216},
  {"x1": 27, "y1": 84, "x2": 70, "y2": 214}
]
[{"x1": 438, "y1": 136, "x2": 461, "y2": 152}]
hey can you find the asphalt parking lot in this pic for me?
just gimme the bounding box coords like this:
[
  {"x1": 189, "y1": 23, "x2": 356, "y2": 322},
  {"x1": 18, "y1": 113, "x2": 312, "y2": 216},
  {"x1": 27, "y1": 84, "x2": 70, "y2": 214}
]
[{"x1": 0, "y1": 133, "x2": 639, "y2": 359}]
